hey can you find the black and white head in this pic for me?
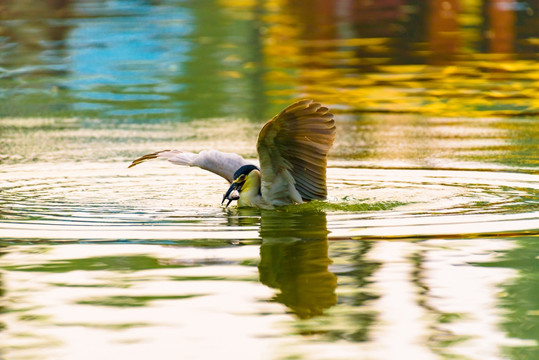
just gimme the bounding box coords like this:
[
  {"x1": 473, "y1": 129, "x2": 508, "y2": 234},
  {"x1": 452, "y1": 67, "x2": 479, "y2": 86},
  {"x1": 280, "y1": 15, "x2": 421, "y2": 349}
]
[{"x1": 221, "y1": 164, "x2": 259, "y2": 207}]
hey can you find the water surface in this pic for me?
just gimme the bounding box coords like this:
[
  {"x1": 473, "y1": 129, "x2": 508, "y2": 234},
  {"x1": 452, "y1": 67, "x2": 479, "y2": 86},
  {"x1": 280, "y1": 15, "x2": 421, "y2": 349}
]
[{"x1": 1, "y1": 1, "x2": 539, "y2": 359}]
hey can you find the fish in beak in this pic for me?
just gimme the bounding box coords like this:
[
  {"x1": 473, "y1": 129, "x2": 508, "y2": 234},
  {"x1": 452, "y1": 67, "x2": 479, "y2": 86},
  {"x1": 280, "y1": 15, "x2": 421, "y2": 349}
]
[{"x1": 221, "y1": 179, "x2": 245, "y2": 207}]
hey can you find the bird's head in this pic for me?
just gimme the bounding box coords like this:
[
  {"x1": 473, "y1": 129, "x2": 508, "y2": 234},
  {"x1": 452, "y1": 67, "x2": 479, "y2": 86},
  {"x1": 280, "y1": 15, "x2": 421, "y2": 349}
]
[{"x1": 222, "y1": 164, "x2": 259, "y2": 207}]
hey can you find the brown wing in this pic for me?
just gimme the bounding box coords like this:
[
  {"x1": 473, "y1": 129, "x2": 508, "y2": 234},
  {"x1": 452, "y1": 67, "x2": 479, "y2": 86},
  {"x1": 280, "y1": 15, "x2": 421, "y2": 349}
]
[{"x1": 256, "y1": 99, "x2": 336, "y2": 204}]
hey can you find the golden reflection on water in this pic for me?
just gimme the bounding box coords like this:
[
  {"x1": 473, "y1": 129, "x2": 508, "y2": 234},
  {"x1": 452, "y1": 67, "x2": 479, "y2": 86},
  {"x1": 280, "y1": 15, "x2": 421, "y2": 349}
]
[
  {"x1": 258, "y1": 210, "x2": 337, "y2": 319},
  {"x1": 261, "y1": 0, "x2": 539, "y2": 117}
]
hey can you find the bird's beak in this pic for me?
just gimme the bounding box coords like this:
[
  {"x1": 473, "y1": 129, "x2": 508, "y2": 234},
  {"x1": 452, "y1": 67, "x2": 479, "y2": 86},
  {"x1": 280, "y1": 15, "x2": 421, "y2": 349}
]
[{"x1": 222, "y1": 180, "x2": 244, "y2": 207}]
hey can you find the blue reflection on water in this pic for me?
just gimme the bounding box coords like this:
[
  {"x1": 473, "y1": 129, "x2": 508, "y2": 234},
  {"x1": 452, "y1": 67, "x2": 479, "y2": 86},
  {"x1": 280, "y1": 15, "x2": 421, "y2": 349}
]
[
  {"x1": 0, "y1": 0, "x2": 195, "y2": 119},
  {"x1": 65, "y1": 2, "x2": 192, "y2": 117}
]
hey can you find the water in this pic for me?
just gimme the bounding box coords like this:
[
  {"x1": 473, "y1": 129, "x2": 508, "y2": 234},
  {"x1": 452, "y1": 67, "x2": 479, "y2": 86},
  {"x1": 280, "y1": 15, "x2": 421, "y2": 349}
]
[{"x1": 1, "y1": 1, "x2": 539, "y2": 359}]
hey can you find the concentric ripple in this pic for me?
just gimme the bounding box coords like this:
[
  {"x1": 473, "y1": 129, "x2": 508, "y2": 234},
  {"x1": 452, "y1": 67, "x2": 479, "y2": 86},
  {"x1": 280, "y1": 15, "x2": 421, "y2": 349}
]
[{"x1": 1, "y1": 162, "x2": 536, "y2": 242}]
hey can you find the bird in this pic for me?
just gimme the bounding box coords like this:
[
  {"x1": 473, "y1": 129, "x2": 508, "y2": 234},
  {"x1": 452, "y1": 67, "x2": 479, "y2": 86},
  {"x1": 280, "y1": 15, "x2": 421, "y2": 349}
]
[{"x1": 129, "y1": 99, "x2": 336, "y2": 209}]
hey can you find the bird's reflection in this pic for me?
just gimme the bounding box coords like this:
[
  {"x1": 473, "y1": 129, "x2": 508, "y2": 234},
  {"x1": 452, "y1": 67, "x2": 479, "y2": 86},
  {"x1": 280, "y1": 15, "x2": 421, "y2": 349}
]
[{"x1": 230, "y1": 209, "x2": 337, "y2": 319}]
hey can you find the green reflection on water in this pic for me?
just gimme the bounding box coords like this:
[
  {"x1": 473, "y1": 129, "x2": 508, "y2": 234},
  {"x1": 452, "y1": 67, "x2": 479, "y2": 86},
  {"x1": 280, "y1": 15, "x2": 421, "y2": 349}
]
[
  {"x1": 49, "y1": 282, "x2": 130, "y2": 288},
  {"x1": 325, "y1": 241, "x2": 381, "y2": 342},
  {"x1": 253, "y1": 209, "x2": 381, "y2": 341},
  {"x1": 76, "y1": 294, "x2": 203, "y2": 308},
  {"x1": 1, "y1": 255, "x2": 187, "y2": 273},
  {"x1": 478, "y1": 236, "x2": 539, "y2": 359},
  {"x1": 55, "y1": 322, "x2": 150, "y2": 331},
  {"x1": 281, "y1": 200, "x2": 406, "y2": 213}
]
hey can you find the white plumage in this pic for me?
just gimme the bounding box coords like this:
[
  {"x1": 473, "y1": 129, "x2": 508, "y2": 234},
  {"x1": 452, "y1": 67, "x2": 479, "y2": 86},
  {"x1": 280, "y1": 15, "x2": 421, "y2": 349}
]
[{"x1": 130, "y1": 149, "x2": 250, "y2": 184}]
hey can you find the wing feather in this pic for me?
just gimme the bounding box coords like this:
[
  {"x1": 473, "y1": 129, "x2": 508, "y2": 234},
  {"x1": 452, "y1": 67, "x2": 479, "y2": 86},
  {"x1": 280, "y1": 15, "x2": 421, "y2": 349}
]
[
  {"x1": 256, "y1": 99, "x2": 336, "y2": 204},
  {"x1": 129, "y1": 149, "x2": 251, "y2": 183}
]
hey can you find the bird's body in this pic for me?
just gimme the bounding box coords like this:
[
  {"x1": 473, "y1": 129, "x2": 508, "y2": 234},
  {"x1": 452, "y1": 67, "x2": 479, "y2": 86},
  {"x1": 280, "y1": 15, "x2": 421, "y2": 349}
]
[
  {"x1": 129, "y1": 99, "x2": 336, "y2": 208},
  {"x1": 237, "y1": 169, "x2": 267, "y2": 208}
]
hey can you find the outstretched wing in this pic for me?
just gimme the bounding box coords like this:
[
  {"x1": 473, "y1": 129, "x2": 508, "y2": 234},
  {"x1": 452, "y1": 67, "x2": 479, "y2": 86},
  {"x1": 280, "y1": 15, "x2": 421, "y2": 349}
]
[
  {"x1": 129, "y1": 149, "x2": 251, "y2": 183},
  {"x1": 256, "y1": 99, "x2": 336, "y2": 205}
]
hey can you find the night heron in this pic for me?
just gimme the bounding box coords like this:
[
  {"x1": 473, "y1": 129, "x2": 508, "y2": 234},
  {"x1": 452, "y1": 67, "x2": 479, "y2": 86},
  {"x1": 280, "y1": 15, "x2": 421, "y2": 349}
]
[{"x1": 129, "y1": 99, "x2": 336, "y2": 209}]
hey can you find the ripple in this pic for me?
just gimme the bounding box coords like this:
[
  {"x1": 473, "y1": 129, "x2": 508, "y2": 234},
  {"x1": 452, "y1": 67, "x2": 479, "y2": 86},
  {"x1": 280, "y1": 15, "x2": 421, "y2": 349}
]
[{"x1": 0, "y1": 162, "x2": 537, "y2": 242}]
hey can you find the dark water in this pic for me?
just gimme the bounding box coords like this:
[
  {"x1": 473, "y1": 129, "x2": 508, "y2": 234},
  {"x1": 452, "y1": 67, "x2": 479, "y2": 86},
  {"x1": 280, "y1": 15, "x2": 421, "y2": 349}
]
[{"x1": 1, "y1": 1, "x2": 538, "y2": 359}]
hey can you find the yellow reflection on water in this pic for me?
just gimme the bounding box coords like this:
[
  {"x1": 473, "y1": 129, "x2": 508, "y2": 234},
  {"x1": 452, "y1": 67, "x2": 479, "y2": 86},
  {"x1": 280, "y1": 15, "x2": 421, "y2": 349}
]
[
  {"x1": 258, "y1": 210, "x2": 337, "y2": 319},
  {"x1": 258, "y1": 0, "x2": 539, "y2": 117}
]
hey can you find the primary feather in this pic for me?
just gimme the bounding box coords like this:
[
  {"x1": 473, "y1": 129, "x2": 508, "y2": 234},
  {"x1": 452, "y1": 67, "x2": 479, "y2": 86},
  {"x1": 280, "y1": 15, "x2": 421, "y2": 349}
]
[{"x1": 256, "y1": 99, "x2": 336, "y2": 204}]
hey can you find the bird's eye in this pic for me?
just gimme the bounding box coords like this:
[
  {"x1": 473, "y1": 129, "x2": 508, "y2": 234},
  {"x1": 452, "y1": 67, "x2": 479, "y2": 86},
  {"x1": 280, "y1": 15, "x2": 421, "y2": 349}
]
[{"x1": 235, "y1": 174, "x2": 245, "y2": 183}]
